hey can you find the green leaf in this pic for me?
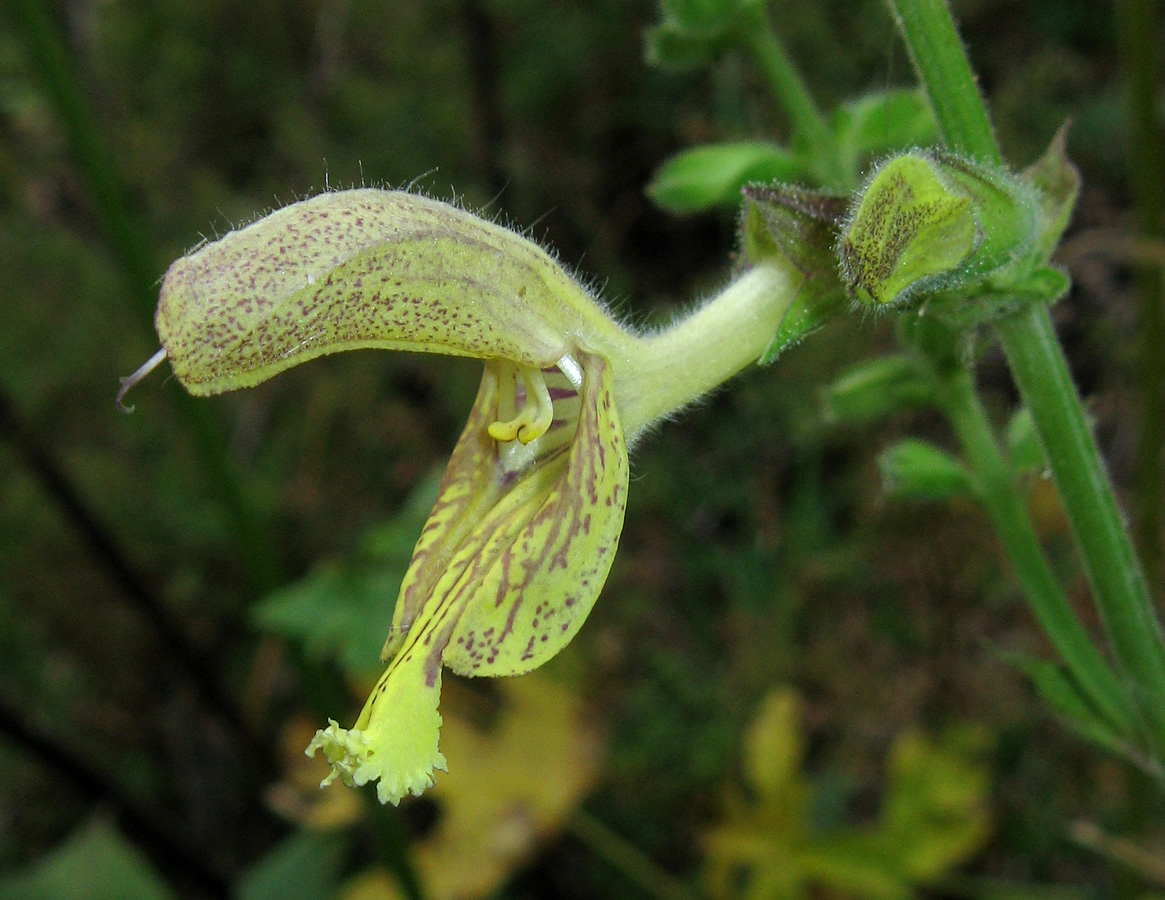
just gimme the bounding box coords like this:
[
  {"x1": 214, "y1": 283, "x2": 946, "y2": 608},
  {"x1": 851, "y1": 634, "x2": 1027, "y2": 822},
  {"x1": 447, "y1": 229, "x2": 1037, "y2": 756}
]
[
  {"x1": 644, "y1": 21, "x2": 722, "y2": 70},
  {"x1": 644, "y1": 0, "x2": 765, "y2": 70},
  {"x1": 941, "y1": 876, "x2": 1092, "y2": 900},
  {"x1": 879, "y1": 439, "x2": 976, "y2": 501},
  {"x1": 235, "y1": 831, "x2": 347, "y2": 900},
  {"x1": 742, "y1": 689, "x2": 804, "y2": 803},
  {"x1": 879, "y1": 727, "x2": 992, "y2": 882},
  {"x1": 0, "y1": 819, "x2": 176, "y2": 900},
  {"x1": 798, "y1": 837, "x2": 911, "y2": 900},
  {"x1": 252, "y1": 471, "x2": 441, "y2": 675},
  {"x1": 830, "y1": 89, "x2": 937, "y2": 181},
  {"x1": 1003, "y1": 652, "x2": 1133, "y2": 757},
  {"x1": 647, "y1": 142, "x2": 809, "y2": 213},
  {"x1": 658, "y1": 0, "x2": 765, "y2": 30},
  {"x1": 823, "y1": 355, "x2": 934, "y2": 424}
]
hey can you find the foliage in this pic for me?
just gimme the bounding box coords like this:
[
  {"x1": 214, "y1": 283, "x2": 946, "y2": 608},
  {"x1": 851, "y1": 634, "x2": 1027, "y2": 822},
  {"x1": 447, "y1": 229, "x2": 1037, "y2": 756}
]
[
  {"x1": 3, "y1": 0, "x2": 1164, "y2": 898},
  {"x1": 0, "y1": 820, "x2": 177, "y2": 900},
  {"x1": 702, "y1": 690, "x2": 992, "y2": 900}
]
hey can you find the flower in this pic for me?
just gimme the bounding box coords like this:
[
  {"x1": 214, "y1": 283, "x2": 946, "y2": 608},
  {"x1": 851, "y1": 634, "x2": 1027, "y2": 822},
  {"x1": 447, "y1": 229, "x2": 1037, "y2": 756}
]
[
  {"x1": 139, "y1": 190, "x2": 630, "y2": 804},
  {"x1": 124, "y1": 188, "x2": 795, "y2": 805}
]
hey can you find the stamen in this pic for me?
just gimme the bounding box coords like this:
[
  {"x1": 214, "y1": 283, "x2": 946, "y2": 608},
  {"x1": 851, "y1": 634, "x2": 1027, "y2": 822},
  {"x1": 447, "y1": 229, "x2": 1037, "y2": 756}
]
[
  {"x1": 487, "y1": 364, "x2": 555, "y2": 445},
  {"x1": 517, "y1": 367, "x2": 553, "y2": 443},
  {"x1": 116, "y1": 347, "x2": 168, "y2": 414}
]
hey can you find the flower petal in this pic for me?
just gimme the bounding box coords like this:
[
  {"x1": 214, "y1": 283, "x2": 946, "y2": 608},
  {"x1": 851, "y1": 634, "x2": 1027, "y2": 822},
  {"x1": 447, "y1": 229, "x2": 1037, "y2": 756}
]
[
  {"x1": 307, "y1": 622, "x2": 448, "y2": 805},
  {"x1": 417, "y1": 351, "x2": 628, "y2": 677},
  {"x1": 155, "y1": 190, "x2": 615, "y2": 396},
  {"x1": 315, "y1": 351, "x2": 626, "y2": 804},
  {"x1": 380, "y1": 360, "x2": 505, "y2": 664}
]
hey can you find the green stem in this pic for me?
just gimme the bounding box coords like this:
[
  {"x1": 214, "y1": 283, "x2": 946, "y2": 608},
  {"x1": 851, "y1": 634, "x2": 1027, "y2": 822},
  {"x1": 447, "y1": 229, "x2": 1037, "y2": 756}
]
[
  {"x1": 886, "y1": 0, "x2": 1001, "y2": 166},
  {"x1": 891, "y1": 0, "x2": 1165, "y2": 758},
  {"x1": 740, "y1": 12, "x2": 838, "y2": 182},
  {"x1": 998, "y1": 309, "x2": 1165, "y2": 748},
  {"x1": 612, "y1": 264, "x2": 796, "y2": 436},
  {"x1": 10, "y1": 0, "x2": 281, "y2": 596},
  {"x1": 1116, "y1": 0, "x2": 1165, "y2": 596},
  {"x1": 937, "y1": 366, "x2": 1134, "y2": 733},
  {"x1": 569, "y1": 810, "x2": 699, "y2": 900}
]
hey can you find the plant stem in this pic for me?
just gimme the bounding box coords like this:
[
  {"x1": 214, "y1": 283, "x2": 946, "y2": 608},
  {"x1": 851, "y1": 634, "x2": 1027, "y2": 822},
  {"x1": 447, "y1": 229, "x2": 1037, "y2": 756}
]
[
  {"x1": 10, "y1": 0, "x2": 282, "y2": 597},
  {"x1": 998, "y1": 309, "x2": 1165, "y2": 748},
  {"x1": 740, "y1": 12, "x2": 838, "y2": 182},
  {"x1": 890, "y1": 0, "x2": 1165, "y2": 757},
  {"x1": 1115, "y1": 0, "x2": 1165, "y2": 596},
  {"x1": 569, "y1": 810, "x2": 699, "y2": 900},
  {"x1": 886, "y1": 0, "x2": 1001, "y2": 166},
  {"x1": 613, "y1": 264, "x2": 796, "y2": 436},
  {"x1": 936, "y1": 367, "x2": 1133, "y2": 733}
]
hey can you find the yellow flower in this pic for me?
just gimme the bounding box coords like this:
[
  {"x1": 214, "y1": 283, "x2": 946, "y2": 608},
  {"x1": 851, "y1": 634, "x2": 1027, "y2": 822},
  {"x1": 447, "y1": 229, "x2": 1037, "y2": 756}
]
[{"x1": 123, "y1": 188, "x2": 795, "y2": 804}]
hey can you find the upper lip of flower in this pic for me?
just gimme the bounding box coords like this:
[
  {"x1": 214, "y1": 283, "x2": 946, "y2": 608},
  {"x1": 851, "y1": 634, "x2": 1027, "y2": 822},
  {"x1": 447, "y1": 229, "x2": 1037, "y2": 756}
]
[{"x1": 148, "y1": 189, "x2": 624, "y2": 398}]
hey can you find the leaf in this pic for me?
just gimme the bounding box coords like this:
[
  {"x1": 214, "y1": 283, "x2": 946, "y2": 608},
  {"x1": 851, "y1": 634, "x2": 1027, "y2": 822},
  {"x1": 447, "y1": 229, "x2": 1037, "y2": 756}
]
[
  {"x1": 799, "y1": 836, "x2": 911, "y2": 900},
  {"x1": 742, "y1": 689, "x2": 804, "y2": 804},
  {"x1": 878, "y1": 439, "x2": 977, "y2": 501},
  {"x1": 252, "y1": 471, "x2": 441, "y2": 676},
  {"x1": 1003, "y1": 652, "x2": 1133, "y2": 757},
  {"x1": 878, "y1": 727, "x2": 992, "y2": 882},
  {"x1": 702, "y1": 690, "x2": 993, "y2": 900},
  {"x1": 823, "y1": 355, "x2": 934, "y2": 424},
  {"x1": 830, "y1": 89, "x2": 937, "y2": 181},
  {"x1": 644, "y1": 0, "x2": 766, "y2": 71},
  {"x1": 1005, "y1": 408, "x2": 1046, "y2": 475},
  {"x1": 0, "y1": 819, "x2": 176, "y2": 900},
  {"x1": 647, "y1": 142, "x2": 810, "y2": 213},
  {"x1": 235, "y1": 831, "x2": 347, "y2": 900}
]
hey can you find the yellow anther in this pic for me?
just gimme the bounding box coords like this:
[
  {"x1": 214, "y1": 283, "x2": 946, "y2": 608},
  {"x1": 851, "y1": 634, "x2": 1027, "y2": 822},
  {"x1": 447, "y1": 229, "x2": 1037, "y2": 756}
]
[{"x1": 488, "y1": 365, "x2": 555, "y2": 445}]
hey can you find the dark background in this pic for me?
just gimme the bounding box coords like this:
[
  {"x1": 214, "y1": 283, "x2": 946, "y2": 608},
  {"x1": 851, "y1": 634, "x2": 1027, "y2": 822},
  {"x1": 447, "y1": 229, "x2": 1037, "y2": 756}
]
[{"x1": 1, "y1": 0, "x2": 1162, "y2": 898}]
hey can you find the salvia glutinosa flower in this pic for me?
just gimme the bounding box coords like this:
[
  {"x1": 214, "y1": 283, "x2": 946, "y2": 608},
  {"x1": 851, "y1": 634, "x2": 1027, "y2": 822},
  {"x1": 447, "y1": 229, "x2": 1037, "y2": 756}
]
[{"x1": 120, "y1": 189, "x2": 795, "y2": 804}]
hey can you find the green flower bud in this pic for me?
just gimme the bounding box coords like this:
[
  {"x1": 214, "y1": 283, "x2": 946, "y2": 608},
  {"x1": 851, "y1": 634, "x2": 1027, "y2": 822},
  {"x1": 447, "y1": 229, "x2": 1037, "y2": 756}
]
[{"x1": 840, "y1": 153, "x2": 979, "y2": 307}]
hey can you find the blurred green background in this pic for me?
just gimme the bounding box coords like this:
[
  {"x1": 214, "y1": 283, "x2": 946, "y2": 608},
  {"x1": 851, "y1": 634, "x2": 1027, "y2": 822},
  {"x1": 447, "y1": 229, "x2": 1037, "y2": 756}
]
[{"x1": 1, "y1": 0, "x2": 1162, "y2": 898}]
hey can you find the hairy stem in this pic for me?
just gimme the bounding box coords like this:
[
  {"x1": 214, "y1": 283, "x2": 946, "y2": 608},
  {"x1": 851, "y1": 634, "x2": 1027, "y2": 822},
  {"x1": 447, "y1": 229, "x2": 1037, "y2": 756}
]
[
  {"x1": 890, "y1": 0, "x2": 1165, "y2": 759},
  {"x1": 886, "y1": 0, "x2": 1001, "y2": 165},
  {"x1": 1116, "y1": 0, "x2": 1165, "y2": 596},
  {"x1": 936, "y1": 367, "x2": 1133, "y2": 732}
]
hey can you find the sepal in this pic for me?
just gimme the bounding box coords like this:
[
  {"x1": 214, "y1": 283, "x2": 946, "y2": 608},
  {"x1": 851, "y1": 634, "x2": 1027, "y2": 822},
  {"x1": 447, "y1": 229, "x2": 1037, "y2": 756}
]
[
  {"x1": 838, "y1": 132, "x2": 1079, "y2": 328},
  {"x1": 741, "y1": 183, "x2": 849, "y2": 363}
]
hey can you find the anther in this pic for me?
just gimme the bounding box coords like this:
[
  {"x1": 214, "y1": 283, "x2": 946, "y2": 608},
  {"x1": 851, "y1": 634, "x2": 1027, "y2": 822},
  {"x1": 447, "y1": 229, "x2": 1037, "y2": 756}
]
[{"x1": 488, "y1": 365, "x2": 554, "y2": 445}]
